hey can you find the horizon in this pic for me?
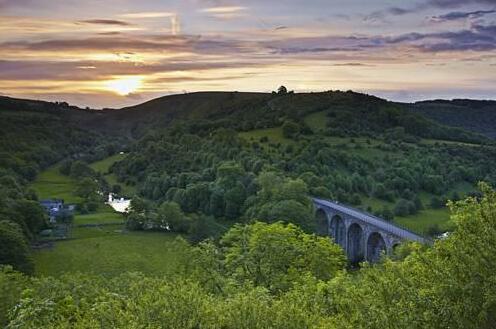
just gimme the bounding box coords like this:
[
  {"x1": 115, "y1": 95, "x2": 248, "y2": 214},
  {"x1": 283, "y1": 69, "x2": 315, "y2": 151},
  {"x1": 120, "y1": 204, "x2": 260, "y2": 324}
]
[
  {"x1": 3, "y1": 89, "x2": 496, "y2": 110},
  {"x1": 1, "y1": 0, "x2": 495, "y2": 108}
]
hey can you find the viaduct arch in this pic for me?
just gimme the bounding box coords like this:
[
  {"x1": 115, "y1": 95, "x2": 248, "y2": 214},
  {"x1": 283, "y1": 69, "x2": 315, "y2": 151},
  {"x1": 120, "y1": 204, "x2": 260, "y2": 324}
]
[{"x1": 313, "y1": 198, "x2": 427, "y2": 263}]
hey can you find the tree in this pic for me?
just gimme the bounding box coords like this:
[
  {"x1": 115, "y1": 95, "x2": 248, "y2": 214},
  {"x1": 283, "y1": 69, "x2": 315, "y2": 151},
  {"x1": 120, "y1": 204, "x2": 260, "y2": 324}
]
[
  {"x1": 224, "y1": 184, "x2": 246, "y2": 220},
  {"x1": 129, "y1": 196, "x2": 150, "y2": 214},
  {"x1": 277, "y1": 85, "x2": 287, "y2": 94},
  {"x1": 381, "y1": 206, "x2": 394, "y2": 221},
  {"x1": 426, "y1": 224, "x2": 442, "y2": 236},
  {"x1": 70, "y1": 161, "x2": 94, "y2": 178},
  {"x1": 125, "y1": 212, "x2": 146, "y2": 230},
  {"x1": 0, "y1": 221, "x2": 33, "y2": 274},
  {"x1": 413, "y1": 195, "x2": 424, "y2": 211},
  {"x1": 208, "y1": 188, "x2": 225, "y2": 218},
  {"x1": 282, "y1": 121, "x2": 300, "y2": 139},
  {"x1": 220, "y1": 221, "x2": 345, "y2": 292},
  {"x1": 158, "y1": 201, "x2": 190, "y2": 233},
  {"x1": 112, "y1": 184, "x2": 122, "y2": 194},
  {"x1": 394, "y1": 199, "x2": 410, "y2": 217},
  {"x1": 430, "y1": 196, "x2": 445, "y2": 209},
  {"x1": 59, "y1": 159, "x2": 73, "y2": 176},
  {"x1": 76, "y1": 177, "x2": 98, "y2": 199},
  {"x1": 13, "y1": 200, "x2": 46, "y2": 239},
  {"x1": 350, "y1": 193, "x2": 362, "y2": 205}
]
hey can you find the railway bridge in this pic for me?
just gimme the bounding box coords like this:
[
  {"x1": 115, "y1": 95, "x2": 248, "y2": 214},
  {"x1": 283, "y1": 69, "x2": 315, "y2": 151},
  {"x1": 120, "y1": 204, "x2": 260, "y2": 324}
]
[{"x1": 313, "y1": 198, "x2": 427, "y2": 262}]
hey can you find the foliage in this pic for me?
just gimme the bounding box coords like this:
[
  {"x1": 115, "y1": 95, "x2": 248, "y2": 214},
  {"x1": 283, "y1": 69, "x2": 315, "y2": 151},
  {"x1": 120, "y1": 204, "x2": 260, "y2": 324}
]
[
  {"x1": 3, "y1": 186, "x2": 496, "y2": 328},
  {"x1": 219, "y1": 221, "x2": 345, "y2": 293},
  {"x1": 0, "y1": 221, "x2": 34, "y2": 274}
]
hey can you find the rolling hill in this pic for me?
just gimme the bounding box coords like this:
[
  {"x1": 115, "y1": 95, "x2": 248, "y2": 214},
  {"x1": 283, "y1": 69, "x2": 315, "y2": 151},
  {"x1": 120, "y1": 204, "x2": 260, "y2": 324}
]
[{"x1": 412, "y1": 99, "x2": 496, "y2": 139}]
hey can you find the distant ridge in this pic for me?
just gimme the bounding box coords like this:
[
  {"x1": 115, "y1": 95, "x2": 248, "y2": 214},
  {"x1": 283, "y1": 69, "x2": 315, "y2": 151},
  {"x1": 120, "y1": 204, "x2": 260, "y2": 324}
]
[
  {"x1": 412, "y1": 99, "x2": 496, "y2": 139},
  {"x1": 1, "y1": 91, "x2": 495, "y2": 139}
]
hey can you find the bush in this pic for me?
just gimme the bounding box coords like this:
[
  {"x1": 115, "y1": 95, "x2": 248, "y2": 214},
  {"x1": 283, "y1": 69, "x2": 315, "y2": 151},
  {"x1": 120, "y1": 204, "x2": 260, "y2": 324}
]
[
  {"x1": 394, "y1": 199, "x2": 411, "y2": 217},
  {"x1": 430, "y1": 196, "x2": 445, "y2": 209},
  {"x1": 282, "y1": 121, "x2": 300, "y2": 139},
  {"x1": 0, "y1": 221, "x2": 33, "y2": 274}
]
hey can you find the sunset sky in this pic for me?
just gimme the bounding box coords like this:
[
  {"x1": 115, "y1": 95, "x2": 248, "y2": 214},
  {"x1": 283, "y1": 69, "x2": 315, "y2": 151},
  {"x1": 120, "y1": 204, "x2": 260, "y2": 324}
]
[{"x1": 1, "y1": 0, "x2": 495, "y2": 108}]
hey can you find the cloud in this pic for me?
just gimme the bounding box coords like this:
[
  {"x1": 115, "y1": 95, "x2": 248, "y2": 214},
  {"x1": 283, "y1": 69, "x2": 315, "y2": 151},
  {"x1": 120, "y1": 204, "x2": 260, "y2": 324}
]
[
  {"x1": 267, "y1": 20, "x2": 496, "y2": 55},
  {"x1": 430, "y1": 9, "x2": 496, "y2": 22},
  {"x1": 118, "y1": 11, "x2": 180, "y2": 35},
  {"x1": 0, "y1": 58, "x2": 268, "y2": 81},
  {"x1": 273, "y1": 47, "x2": 364, "y2": 54},
  {"x1": 78, "y1": 19, "x2": 132, "y2": 26},
  {"x1": 200, "y1": 6, "x2": 248, "y2": 19},
  {"x1": 0, "y1": 0, "x2": 32, "y2": 9},
  {"x1": 98, "y1": 31, "x2": 122, "y2": 35},
  {"x1": 386, "y1": 22, "x2": 496, "y2": 52},
  {"x1": 331, "y1": 63, "x2": 375, "y2": 67},
  {"x1": 119, "y1": 12, "x2": 175, "y2": 19},
  {"x1": 370, "y1": 0, "x2": 496, "y2": 19},
  {"x1": 171, "y1": 15, "x2": 181, "y2": 35}
]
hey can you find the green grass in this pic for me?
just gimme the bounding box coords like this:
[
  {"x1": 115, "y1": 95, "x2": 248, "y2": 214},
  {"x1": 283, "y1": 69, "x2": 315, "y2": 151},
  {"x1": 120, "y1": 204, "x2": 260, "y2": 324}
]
[
  {"x1": 421, "y1": 138, "x2": 482, "y2": 147},
  {"x1": 361, "y1": 195, "x2": 453, "y2": 236},
  {"x1": 361, "y1": 196, "x2": 394, "y2": 212},
  {"x1": 304, "y1": 111, "x2": 328, "y2": 132},
  {"x1": 89, "y1": 153, "x2": 126, "y2": 173},
  {"x1": 239, "y1": 127, "x2": 294, "y2": 145},
  {"x1": 33, "y1": 157, "x2": 181, "y2": 277},
  {"x1": 34, "y1": 231, "x2": 188, "y2": 277},
  {"x1": 238, "y1": 127, "x2": 390, "y2": 161},
  {"x1": 395, "y1": 208, "x2": 453, "y2": 235},
  {"x1": 90, "y1": 153, "x2": 136, "y2": 196},
  {"x1": 73, "y1": 205, "x2": 124, "y2": 226},
  {"x1": 71, "y1": 224, "x2": 124, "y2": 239},
  {"x1": 105, "y1": 173, "x2": 136, "y2": 197},
  {"x1": 31, "y1": 165, "x2": 81, "y2": 204}
]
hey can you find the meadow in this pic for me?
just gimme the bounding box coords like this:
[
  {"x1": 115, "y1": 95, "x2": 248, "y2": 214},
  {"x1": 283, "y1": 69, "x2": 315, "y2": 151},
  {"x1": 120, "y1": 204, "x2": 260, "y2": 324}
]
[
  {"x1": 31, "y1": 165, "x2": 82, "y2": 204},
  {"x1": 30, "y1": 155, "x2": 188, "y2": 277},
  {"x1": 90, "y1": 153, "x2": 136, "y2": 196},
  {"x1": 34, "y1": 230, "x2": 186, "y2": 277}
]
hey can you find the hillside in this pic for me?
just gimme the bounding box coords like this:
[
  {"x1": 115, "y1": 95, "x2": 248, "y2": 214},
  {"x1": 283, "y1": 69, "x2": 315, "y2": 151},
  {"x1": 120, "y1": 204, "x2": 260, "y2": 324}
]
[
  {"x1": 2, "y1": 90, "x2": 495, "y2": 243},
  {"x1": 2, "y1": 90, "x2": 496, "y2": 328},
  {"x1": 3, "y1": 92, "x2": 490, "y2": 140},
  {"x1": 412, "y1": 99, "x2": 496, "y2": 139}
]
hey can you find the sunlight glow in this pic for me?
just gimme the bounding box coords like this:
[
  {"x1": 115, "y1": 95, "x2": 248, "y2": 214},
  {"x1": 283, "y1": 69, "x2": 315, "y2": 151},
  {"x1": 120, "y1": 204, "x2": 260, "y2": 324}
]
[{"x1": 105, "y1": 76, "x2": 143, "y2": 96}]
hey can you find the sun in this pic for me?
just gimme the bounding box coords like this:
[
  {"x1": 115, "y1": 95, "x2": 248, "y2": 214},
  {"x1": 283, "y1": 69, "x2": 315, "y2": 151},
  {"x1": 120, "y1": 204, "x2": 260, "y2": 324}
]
[{"x1": 105, "y1": 76, "x2": 143, "y2": 96}]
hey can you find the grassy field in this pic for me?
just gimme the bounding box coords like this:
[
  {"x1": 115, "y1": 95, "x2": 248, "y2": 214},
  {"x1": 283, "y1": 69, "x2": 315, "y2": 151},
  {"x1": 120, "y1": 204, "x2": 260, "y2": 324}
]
[
  {"x1": 34, "y1": 231, "x2": 188, "y2": 277},
  {"x1": 238, "y1": 127, "x2": 389, "y2": 160},
  {"x1": 360, "y1": 196, "x2": 451, "y2": 235},
  {"x1": 90, "y1": 153, "x2": 136, "y2": 196},
  {"x1": 395, "y1": 208, "x2": 453, "y2": 235},
  {"x1": 31, "y1": 165, "x2": 82, "y2": 203},
  {"x1": 32, "y1": 156, "x2": 190, "y2": 278},
  {"x1": 239, "y1": 127, "x2": 294, "y2": 146},
  {"x1": 89, "y1": 153, "x2": 126, "y2": 172},
  {"x1": 304, "y1": 111, "x2": 328, "y2": 132},
  {"x1": 73, "y1": 205, "x2": 124, "y2": 225}
]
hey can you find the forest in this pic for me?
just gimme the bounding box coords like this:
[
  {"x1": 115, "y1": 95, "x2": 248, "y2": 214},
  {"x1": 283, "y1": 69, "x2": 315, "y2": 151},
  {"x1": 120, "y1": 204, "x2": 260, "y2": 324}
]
[{"x1": 1, "y1": 90, "x2": 496, "y2": 328}]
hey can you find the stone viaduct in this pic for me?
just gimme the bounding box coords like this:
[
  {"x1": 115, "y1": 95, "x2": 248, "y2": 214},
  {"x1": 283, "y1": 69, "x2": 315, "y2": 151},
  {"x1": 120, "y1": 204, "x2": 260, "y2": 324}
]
[{"x1": 313, "y1": 198, "x2": 427, "y2": 263}]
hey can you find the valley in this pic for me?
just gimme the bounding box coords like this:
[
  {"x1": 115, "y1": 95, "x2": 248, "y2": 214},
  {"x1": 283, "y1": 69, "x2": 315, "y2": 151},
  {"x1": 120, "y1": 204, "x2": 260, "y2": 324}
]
[
  {"x1": 1, "y1": 90, "x2": 496, "y2": 328},
  {"x1": 3, "y1": 0, "x2": 496, "y2": 325}
]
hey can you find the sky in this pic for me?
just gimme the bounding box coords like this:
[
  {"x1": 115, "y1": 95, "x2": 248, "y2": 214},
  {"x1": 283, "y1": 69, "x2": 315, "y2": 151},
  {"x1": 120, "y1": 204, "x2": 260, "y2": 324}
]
[{"x1": 1, "y1": 0, "x2": 495, "y2": 108}]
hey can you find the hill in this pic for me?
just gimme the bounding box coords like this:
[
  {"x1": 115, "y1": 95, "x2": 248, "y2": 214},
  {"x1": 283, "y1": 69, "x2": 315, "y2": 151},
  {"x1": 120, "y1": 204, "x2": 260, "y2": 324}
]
[
  {"x1": 412, "y1": 99, "x2": 496, "y2": 139},
  {"x1": 1, "y1": 89, "x2": 495, "y2": 252},
  {"x1": 2, "y1": 89, "x2": 496, "y2": 328},
  {"x1": 2, "y1": 92, "x2": 493, "y2": 141}
]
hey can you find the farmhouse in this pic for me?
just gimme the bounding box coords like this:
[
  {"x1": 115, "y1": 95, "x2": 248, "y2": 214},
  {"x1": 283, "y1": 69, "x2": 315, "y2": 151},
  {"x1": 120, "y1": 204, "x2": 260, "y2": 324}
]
[{"x1": 39, "y1": 199, "x2": 74, "y2": 223}]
